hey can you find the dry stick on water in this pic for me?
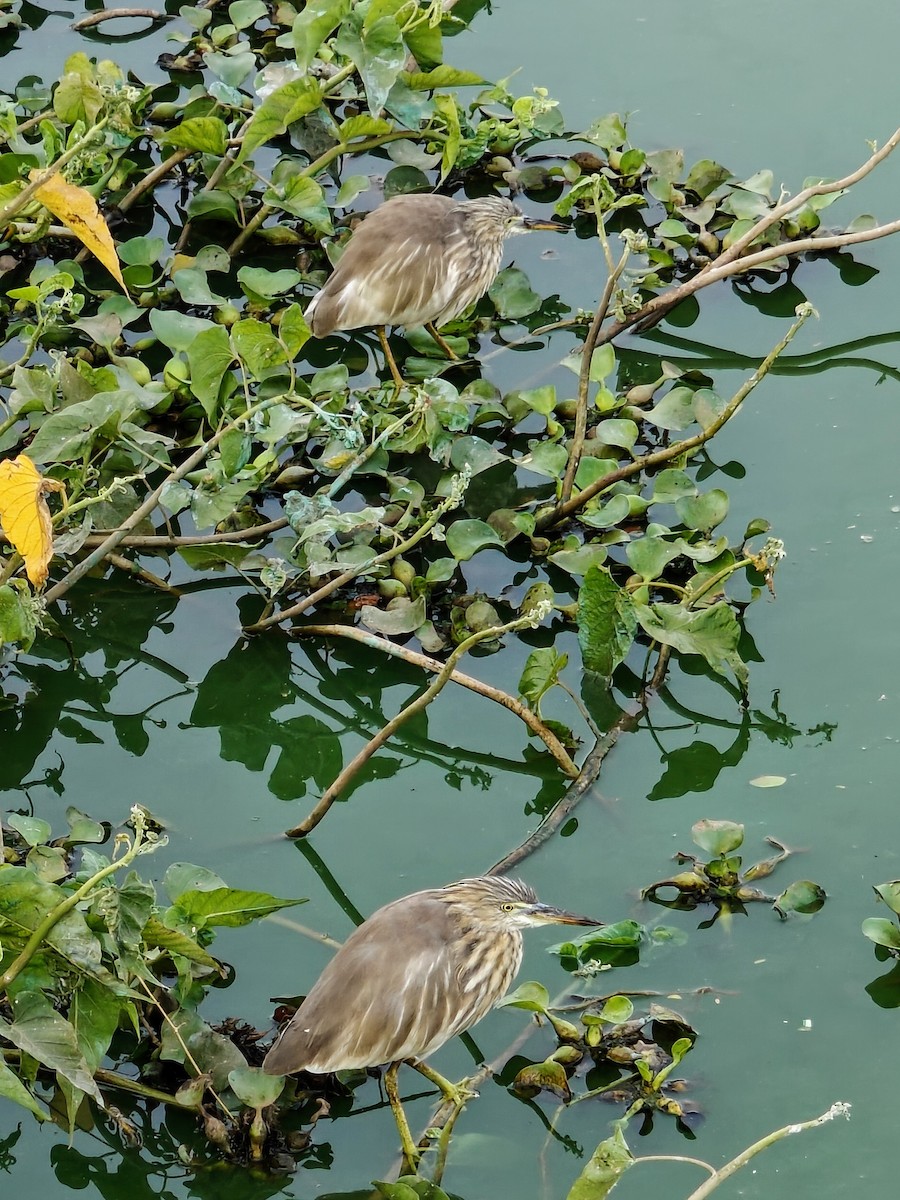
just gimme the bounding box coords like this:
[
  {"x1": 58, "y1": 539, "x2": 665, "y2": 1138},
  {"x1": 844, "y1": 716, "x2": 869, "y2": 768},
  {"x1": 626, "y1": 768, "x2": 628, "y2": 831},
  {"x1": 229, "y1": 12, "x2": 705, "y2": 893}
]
[
  {"x1": 284, "y1": 604, "x2": 553, "y2": 837},
  {"x1": 559, "y1": 222, "x2": 630, "y2": 506},
  {"x1": 291, "y1": 622, "x2": 579, "y2": 777},
  {"x1": 537, "y1": 302, "x2": 814, "y2": 533},
  {"x1": 71, "y1": 7, "x2": 172, "y2": 28}
]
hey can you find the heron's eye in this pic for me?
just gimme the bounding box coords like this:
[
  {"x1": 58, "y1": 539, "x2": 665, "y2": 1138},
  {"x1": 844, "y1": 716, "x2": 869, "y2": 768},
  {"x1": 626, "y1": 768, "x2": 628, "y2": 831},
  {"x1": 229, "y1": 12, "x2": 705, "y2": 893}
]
[{"x1": 500, "y1": 902, "x2": 516, "y2": 912}]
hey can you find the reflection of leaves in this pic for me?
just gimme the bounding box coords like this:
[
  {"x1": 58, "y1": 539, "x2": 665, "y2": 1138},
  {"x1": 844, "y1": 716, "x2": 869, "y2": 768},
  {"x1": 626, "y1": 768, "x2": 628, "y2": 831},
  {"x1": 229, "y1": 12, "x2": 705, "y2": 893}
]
[{"x1": 866, "y1": 959, "x2": 900, "y2": 1009}]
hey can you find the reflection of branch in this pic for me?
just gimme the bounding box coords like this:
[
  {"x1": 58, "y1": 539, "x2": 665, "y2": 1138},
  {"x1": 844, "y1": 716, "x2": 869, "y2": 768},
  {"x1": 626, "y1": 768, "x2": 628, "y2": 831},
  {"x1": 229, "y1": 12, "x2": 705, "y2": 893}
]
[
  {"x1": 285, "y1": 609, "x2": 554, "y2": 837},
  {"x1": 291, "y1": 623, "x2": 579, "y2": 777},
  {"x1": 486, "y1": 709, "x2": 637, "y2": 876}
]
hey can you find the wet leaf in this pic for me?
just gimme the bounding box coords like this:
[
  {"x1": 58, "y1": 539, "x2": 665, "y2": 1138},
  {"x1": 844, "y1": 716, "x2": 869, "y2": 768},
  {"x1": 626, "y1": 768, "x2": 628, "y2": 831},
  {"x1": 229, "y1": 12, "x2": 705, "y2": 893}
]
[
  {"x1": 676, "y1": 489, "x2": 729, "y2": 533},
  {"x1": 158, "y1": 1010, "x2": 247, "y2": 1090},
  {"x1": 445, "y1": 518, "x2": 503, "y2": 560},
  {"x1": 873, "y1": 882, "x2": 900, "y2": 916},
  {"x1": 692, "y1": 818, "x2": 744, "y2": 856},
  {"x1": 496, "y1": 980, "x2": 550, "y2": 1013},
  {"x1": 2, "y1": 992, "x2": 100, "y2": 1102},
  {"x1": 512, "y1": 1057, "x2": 570, "y2": 1100},
  {"x1": 634, "y1": 600, "x2": 748, "y2": 688},
  {"x1": 359, "y1": 596, "x2": 427, "y2": 636},
  {"x1": 489, "y1": 266, "x2": 541, "y2": 319},
  {"x1": 862, "y1": 917, "x2": 900, "y2": 951},
  {"x1": 0, "y1": 1057, "x2": 45, "y2": 1120},
  {"x1": 7, "y1": 814, "x2": 52, "y2": 846},
  {"x1": 774, "y1": 880, "x2": 826, "y2": 917},
  {"x1": 519, "y1": 646, "x2": 568, "y2": 712},
  {"x1": 228, "y1": 1065, "x2": 285, "y2": 1109},
  {"x1": 565, "y1": 1124, "x2": 634, "y2": 1200},
  {"x1": 0, "y1": 455, "x2": 65, "y2": 586}
]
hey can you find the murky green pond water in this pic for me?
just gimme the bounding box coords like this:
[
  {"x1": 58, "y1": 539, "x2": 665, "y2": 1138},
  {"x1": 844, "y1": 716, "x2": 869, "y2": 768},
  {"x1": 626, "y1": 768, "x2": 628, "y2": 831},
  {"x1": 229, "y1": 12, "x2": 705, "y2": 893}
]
[{"x1": 3, "y1": 0, "x2": 900, "y2": 1196}]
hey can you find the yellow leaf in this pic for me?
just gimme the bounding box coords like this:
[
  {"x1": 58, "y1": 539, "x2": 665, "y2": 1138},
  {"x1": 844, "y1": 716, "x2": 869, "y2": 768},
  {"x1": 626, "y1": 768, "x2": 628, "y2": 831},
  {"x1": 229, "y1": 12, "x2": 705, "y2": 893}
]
[
  {"x1": 0, "y1": 455, "x2": 66, "y2": 588},
  {"x1": 30, "y1": 171, "x2": 127, "y2": 292}
]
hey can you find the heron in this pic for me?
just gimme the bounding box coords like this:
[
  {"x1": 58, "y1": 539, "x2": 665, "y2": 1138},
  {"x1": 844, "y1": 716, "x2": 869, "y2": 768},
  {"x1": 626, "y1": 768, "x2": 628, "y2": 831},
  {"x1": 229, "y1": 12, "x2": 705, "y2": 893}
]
[
  {"x1": 263, "y1": 875, "x2": 600, "y2": 1167},
  {"x1": 304, "y1": 194, "x2": 567, "y2": 386}
]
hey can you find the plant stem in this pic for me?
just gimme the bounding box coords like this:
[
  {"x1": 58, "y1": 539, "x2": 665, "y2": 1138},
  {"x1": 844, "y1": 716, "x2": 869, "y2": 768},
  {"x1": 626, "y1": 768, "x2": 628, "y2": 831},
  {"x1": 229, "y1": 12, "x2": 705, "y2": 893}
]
[
  {"x1": 683, "y1": 1103, "x2": 851, "y2": 1200},
  {"x1": 0, "y1": 810, "x2": 158, "y2": 995},
  {"x1": 293, "y1": 622, "x2": 578, "y2": 775},
  {"x1": 285, "y1": 607, "x2": 552, "y2": 836},
  {"x1": 536, "y1": 303, "x2": 814, "y2": 532}
]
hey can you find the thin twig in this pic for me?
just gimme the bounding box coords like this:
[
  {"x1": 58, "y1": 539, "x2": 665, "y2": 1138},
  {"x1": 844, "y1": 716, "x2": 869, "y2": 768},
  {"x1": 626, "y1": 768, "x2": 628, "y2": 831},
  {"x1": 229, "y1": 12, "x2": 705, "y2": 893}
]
[
  {"x1": 536, "y1": 303, "x2": 814, "y2": 532},
  {"x1": 291, "y1": 622, "x2": 579, "y2": 776},
  {"x1": 43, "y1": 399, "x2": 275, "y2": 604}
]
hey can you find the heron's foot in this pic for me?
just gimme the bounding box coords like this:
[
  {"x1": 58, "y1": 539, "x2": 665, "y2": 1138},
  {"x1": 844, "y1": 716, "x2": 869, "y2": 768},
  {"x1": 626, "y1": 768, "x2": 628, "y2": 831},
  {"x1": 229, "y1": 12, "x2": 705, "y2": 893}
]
[{"x1": 376, "y1": 325, "x2": 407, "y2": 388}]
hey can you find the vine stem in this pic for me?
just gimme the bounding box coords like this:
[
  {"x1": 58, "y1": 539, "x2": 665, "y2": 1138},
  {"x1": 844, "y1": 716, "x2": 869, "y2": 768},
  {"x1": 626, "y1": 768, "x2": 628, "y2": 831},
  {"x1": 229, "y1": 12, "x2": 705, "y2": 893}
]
[
  {"x1": 0, "y1": 809, "x2": 160, "y2": 995},
  {"x1": 284, "y1": 605, "x2": 552, "y2": 837},
  {"x1": 292, "y1": 622, "x2": 579, "y2": 776},
  {"x1": 683, "y1": 1103, "x2": 851, "y2": 1200},
  {"x1": 536, "y1": 302, "x2": 814, "y2": 532}
]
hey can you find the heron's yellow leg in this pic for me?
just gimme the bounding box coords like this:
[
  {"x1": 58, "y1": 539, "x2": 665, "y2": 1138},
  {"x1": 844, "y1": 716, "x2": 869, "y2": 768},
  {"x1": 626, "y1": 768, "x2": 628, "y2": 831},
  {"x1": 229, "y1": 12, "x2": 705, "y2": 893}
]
[
  {"x1": 376, "y1": 326, "x2": 406, "y2": 388},
  {"x1": 384, "y1": 1061, "x2": 420, "y2": 1172},
  {"x1": 424, "y1": 322, "x2": 461, "y2": 361},
  {"x1": 408, "y1": 1059, "x2": 478, "y2": 1108}
]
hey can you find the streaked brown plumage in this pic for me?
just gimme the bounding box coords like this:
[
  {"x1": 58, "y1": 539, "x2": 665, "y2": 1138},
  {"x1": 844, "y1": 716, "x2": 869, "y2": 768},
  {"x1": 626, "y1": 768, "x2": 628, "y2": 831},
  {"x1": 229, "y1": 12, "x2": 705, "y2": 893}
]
[
  {"x1": 304, "y1": 194, "x2": 566, "y2": 384},
  {"x1": 262, "y1": 875, "x2": 599, "y2": 1077}
]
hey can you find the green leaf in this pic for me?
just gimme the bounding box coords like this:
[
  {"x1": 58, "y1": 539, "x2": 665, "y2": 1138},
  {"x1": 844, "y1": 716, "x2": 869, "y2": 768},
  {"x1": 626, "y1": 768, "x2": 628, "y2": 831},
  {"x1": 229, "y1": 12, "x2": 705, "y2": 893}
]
[
  {"x1": 548, "y1": 541, "x2": 608, "y2": 577},
  {"x1": 676, "y1": 489, "x2": 729, "y2": 533},
  {"x1": 496, "y1": 980, "x2": 550, "y2": 1013},
  {"x1": 158, "y1": 1009, "x2": 247, "y2": 1090},
  {"x1": 64, "y1": 806, "x2": 106, "y2": 845},
  {"x1": 293, "y1": 0, "x2": 351, "y2": 71},
  {"x1": 266, "y1": 174, "x2": 332, "y2": 232},
  {"x1": 187, "y1": 325, "x2": 234, "y2": 417},
  {"x1": 161, "y1": 117, "x2": 227, "y2": 155},
  {"x1": 7, "y1": 814, "x2": 52, "y2": 847},
  {"x1": 231, "y1": 318, "x2": 288, "y2": 379},
  {"x1": 236, "y1": 76, "x2": 323, "y2": 166},
  {"x1": 488, "y1": 266, "x2": 541, "y2": 319},
  {"x1": 634, "y1": 600, "x2": 748, "y2": 688},
  {"x1": 565, "y1": 1124, "x2": 634, "y2": 1200},
  {"x1": 774, "y1": 881, "x2": 826, "y2": 917},
  {"x1": 0, "y1": 1057, "x2": 45, "y2": 1120},
  {"x1": 278, "y1": 303, "x2": 311, "y2": 358},
  {"x1": 596, "y1": 995, "x2": 634, "y2": 1025},
  {"x1": 2, "y1": 992, "x2": 101, "y2": 1102},
  {"x1": 548, "y1": 920, "x2": 644, "y2": 957},
  {"x1": 519, "y1": 647, "x2": 568, "y2": 712},
  {"x1": 873, "y1": 881, "x2": 900, "y2": 916},
  {"x1": 692, "y1": 818, "x2": 744, "y2": 856},
  {"x1": 170, "y1": 886, "x2": 307, "y2": 929},
  {"x1": 142, "y1": 916, "x2": 222, "y2": 971},
  {"x1": 229, "y1": 0, "x2": 266, "y2": 27},
  {"x1": 163, "y1": 862, "x2": 227, "y2": 903},
  {"x1": 863, "y1": 917, "x2": 900, "y2": 950},
  {"x1": 0, "y1": 869, "x2": 101, "y2": 971},
  {"x1": 228, "y1": 1065, "x2": 285, "y2": 1108},
  {"x1": 577, "y1": 565, "x2": 637, "y2": 679},
  {"x1": 513, "y1": 1057, "x2": 570, "y2": 1100},
  {"x1": 646, "y1": 385, "x2": 696, "y2": 431},
  {"x1": 70, "y1": 978, "x2": 123, "y2": 1074},
  {"x1": 28, "y1": 392, "x2": 138, "y2": 464},
  {"x1": 149, "y1": 310, "x2": 216, "y2": 352},
  {"x1": 446, "y1": 519, "x2": 504, "y2": 561},
  {"x1": 336, "y1": 14, "x2": 406, "y2": 116},
  {"x1": 625, "y1": 535, "x2": 679, "y2": 582},
  {"x1": 0, "y1": 584, "x2": 37, "y2": 649},
  {"x1": 577, "y1": 113, "x2": 627, "y2": 151},
  {"x1": 593, "y1": 418, "x2": 637, "y2": 450}
]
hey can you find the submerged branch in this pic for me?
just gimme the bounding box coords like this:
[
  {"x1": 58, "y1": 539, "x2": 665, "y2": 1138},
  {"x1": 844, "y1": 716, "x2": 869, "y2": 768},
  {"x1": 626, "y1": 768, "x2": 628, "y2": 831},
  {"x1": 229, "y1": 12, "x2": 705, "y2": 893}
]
[
  {"x1": 291, "y1": 622, "x2": 579, "y2": 776},
  {"x1": 285, "y1": 607, "x2": 553, "y2": 837}
]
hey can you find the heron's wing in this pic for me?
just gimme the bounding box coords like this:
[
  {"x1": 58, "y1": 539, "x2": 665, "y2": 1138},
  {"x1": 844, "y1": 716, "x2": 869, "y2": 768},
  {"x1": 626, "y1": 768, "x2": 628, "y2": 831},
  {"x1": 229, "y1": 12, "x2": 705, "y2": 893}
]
[
  {"x1": 307, "y1": 197, "x2": 471, "y2": 333},
  {"x1": 264, "y1": 892, "x2": 477, "y2": 1074}
]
